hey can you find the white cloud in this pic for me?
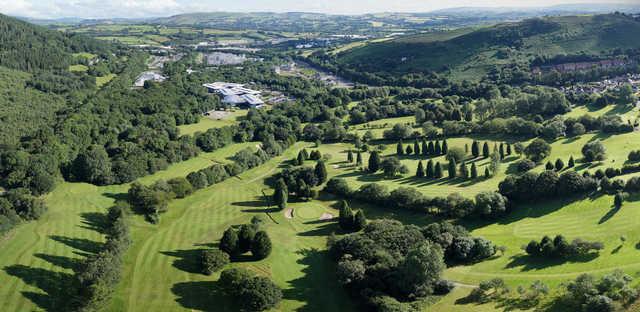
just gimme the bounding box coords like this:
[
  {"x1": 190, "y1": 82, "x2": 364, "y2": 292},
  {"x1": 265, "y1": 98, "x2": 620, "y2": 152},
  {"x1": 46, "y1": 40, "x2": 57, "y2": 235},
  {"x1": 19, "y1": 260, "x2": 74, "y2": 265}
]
[{"x1": 0, "y1": 0, "x2": 636, "y2": 19}]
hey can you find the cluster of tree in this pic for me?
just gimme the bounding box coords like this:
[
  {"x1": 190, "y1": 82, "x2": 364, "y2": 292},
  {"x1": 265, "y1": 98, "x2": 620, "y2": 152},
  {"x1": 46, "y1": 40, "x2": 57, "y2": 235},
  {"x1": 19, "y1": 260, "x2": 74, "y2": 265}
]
[
  {"x1": 562, "y1": 270, "x2": 638, "y2": 312},
  {"x1": 329, "y1": 220, "x2": 446, "y2": 309},
  {"x1": 329, "y1": 219, "x2": 495, "y2": 309},
  {"x1": 499, "y1": 170, "x2": 598, "y2": 203},
  {"x1": 0, "y1": 189, "x2": 48, "y2": 234},
  {"x1": 325, "y1": 178, "x2": 509, "y2": 219},
  {"x1": 524, "y1": 235, "x2": 604, "y2": 259},
  {"x1": 273, "y1": 160, "x2": 327, "y2": 201},
  {"x1": 294, "y1": 148, "x2": 322, "y2": 165},
  {"x1": 127, "y1": 178, "x2": 191, "y2": 223},
  {"x1": 219, "y1": 223, "x2": 272, "y2": 260},
  {"x1": 628, "y1": 150, "x2": 640, "y2": 162},
  {"x1": 72, "y1": 201, "x2": 131, "y2": 311},
  {"x1": 219, "y1": 268, "x2": 282, "y2": 312},
  {"x1": 193, "y1": 126, "x2": 236, "y2": 152},
  {"x1": 396, "y1": 139, "x2": 451, "y2": 157},
  {"x1": 337, "y1": 200, "x2": 366, "y2": 232}
]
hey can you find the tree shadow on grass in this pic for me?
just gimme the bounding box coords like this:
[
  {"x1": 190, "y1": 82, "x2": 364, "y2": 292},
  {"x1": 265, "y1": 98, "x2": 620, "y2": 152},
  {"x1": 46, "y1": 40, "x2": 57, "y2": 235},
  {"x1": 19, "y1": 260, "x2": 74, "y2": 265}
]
[
  {"x1": 504, "y1": 253, "x2": 599, "y2": 271},
  {"x1": 160, "y1": 249, "x2": 206, "y2": 274},
  {"x1": 282, "y1": 248, "x2": 355, "y2": 312},
  {"x1": 172, "y1": 281, "x2": 230, "y2": 312},
  {"x1": 4, "y1": 264, "x2": 75, "y2": 311},
  {"x1": 49, "y1": 235, "x2": 103, "y2": 255},
  {"x1": 297, "y1": 222, "x2": 341, "y2": 237},
  {"x1": 101, "y1": 192, "x2": 128, "y2": 202},
  {"x1": 599, "y1": 205, "x2": 620, "y2": 224},
  {"x1": 79, "y1": 212, "x2": 109, "y2": 234},
  {"x1": 33, "y1": 253, "x2": 81, "y2": 271}
]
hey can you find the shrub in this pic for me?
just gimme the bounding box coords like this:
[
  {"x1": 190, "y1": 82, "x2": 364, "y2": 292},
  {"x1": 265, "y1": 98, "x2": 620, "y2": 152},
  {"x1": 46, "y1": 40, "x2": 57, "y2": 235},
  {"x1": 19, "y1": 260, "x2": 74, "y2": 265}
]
[
  {"x1": 201, "y1": 249, "x2": 230, "y2": 275},
  {"x1": 582, "y1": 141, "x2": 606, "y2": 162}
]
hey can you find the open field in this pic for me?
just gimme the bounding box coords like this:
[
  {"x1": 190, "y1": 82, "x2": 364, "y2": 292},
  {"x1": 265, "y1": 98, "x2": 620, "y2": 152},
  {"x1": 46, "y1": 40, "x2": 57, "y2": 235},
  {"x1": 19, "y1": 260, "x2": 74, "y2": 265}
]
[
  {"x1": 177, "y1": 110, "x2": 248, "y2": 136},
  {"x1": 96, "y1": 74, "x2": 117, "y2": 88}
]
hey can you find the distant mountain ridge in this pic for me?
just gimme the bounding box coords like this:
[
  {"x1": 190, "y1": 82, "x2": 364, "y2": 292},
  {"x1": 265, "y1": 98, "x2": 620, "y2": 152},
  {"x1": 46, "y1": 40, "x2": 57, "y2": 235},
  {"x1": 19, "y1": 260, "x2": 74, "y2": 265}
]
[
  {"x1": 15, "y1": 3, "x2": 640, "y2": 26},
  {"x1": 335, "y1": 13, "x2": 640, "y2": 81}
]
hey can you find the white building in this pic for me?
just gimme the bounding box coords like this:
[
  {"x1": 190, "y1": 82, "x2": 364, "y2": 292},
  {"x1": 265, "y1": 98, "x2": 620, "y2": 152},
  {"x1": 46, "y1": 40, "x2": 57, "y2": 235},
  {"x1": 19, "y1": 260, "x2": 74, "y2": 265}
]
[
  {"x1": 134, "y1": 72, "x2": 167, "y2": 87},
  {"x1": 204, "y1": 82, "x2": 265, "y2": 108}
]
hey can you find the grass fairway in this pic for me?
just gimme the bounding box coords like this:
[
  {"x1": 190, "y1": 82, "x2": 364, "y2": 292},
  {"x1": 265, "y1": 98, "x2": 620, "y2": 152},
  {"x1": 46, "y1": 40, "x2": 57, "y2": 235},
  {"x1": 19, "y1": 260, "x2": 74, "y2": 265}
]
[
  {"x1": 0, "y1": 142, "x2": 358, "y2": 312},
  {"x1": 178, "y1": 110, "x2": 248, "y2": 137},
  {"x1": 446, "y1": 193, "x2": 640, "y2": 289}
]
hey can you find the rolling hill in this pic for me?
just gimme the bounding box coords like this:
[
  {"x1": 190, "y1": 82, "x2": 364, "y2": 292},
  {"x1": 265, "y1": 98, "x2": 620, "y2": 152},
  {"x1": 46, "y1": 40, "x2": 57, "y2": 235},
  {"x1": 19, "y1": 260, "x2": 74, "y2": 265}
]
[
  {"x1": 0, "y1": 13, "x2": 116, "y2": 145},
  {"x1": 336, "y1": 13, "x2": 640, "y2": 81}
]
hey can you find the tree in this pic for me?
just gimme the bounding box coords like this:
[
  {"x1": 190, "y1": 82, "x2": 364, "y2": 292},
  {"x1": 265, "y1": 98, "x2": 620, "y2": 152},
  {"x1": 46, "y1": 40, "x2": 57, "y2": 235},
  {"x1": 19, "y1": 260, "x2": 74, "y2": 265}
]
[
  {"x1": 442, "y1": 139, "x2": 449, "y2": 155},
  {"x1": 296, "y1": 152, "x2": 304, "y2": 165},
  {"x1": 568, "y1": 156, "x2": 575, "y2": 168},
  {"x1": 347, "y1": 150, "x2": 354, "y2": 163},
  {"x1": 546, "y1": 161, "x2": 555, "y2": 170},
  {"x1": 238, "y1": 224, "x2": 257, "y2": 253},
  {"x1": 448, "y1": 159, "x2": 457, "y2": 179},
  {"x1": 353, "y1": 210, "x2": 367, "y2": 231},
  {"x1": 251, "y1": 231, "x2": 272, "y2": 260},
  {"x1": 405, "y1": 145, "x2": 413, "y2": 155},
  {"x1": 475, "y1": 191, "x2": 507, "y2": 216},
  {"x1": 582, "y1": 141, "x2": 606, "y2": 162},
  {"x1": 485, "y1": 167, "x2": 491, "y2": 178},
  {"x1": 460, "y1": 161, "x2": 469, "y2": 179},
  {"x1": 506, "y1": 144, "x2": 512, "y2": 156},
  {"x1": 435, "y1": 140, "x2": 442, "y2": 155},
  {"x1": 499, "y1": 143, "x2": 505, "y2": 160},
  {"x1": 421, "y1": 140, "x2": 428, "y2": 156},
  {"x1": 555, "y1": 159, "x2": 565, "y2": 171},
  {"x1": 168, "y1": 177, "x2": 193, "y2": 198},
  {"x1": 339, "y1": 200, "x2": 354, "y2": 230},
  {"x1": 525, "y1": 139, "x2": 551, "y2": 162},
  {"x1": 394, "y1": 242, "x2": 445, "y2": 298},
  {"x1": 472, "y1": 141, "x2": 480, "y2": 158},
  {"x1": 514, "y1": 142, "x2": 525, "y2": 157},
  {"x1": 614, "y1": 193, "x2": 625, "y2": 209},
  {"x1": 368, "y1": 151, "x2": 381, "y2": 172},
  {"x1": 435, "y1": 162, "x2": 443, "y2": 178},
  {"x1": 426, "y1": 160, "x2": 435, "y2": 178},
  {"x1": 483, "y1": 142, "x2": 490, "y2": 158},
  {"x1": 416, "y1": 161, "x2": 425, "y2": 178},
  {"x1": 471, "y1": 163, "x2": 478, "y2": 179},
  {"x1": 446, "y1": 147, "x2": 466, "y2": 163},
  {"x1": 397, "y1": 140, "x2": 405, "y2": 156},
  {"x1": 201, "y1": 249, "x2": 230, "y2": 275},
  {"x1": 314, "y1": 161, "x2": 328, "y2": 184},
  {"x1": 220, "y1": 228, "x2": 239, "y2": 255},
  {"x1": 428, "y1": 141, "x2": 436, "y2": 155},
  {"x1": 273, "y1": 179, "x2": 288, "y2": 210},
  {"x1": 356, "y1": 151, "x2": 363, "y2": 166},
  {"x1": 71, "y1": 145, "x2": 113, "y2": 185},
  {"x1": 414, "y1": 140, "x2": 421, "y2": 155},
  {"x1": 382, "y1": 157, "x2": 407, "y2": 178}
]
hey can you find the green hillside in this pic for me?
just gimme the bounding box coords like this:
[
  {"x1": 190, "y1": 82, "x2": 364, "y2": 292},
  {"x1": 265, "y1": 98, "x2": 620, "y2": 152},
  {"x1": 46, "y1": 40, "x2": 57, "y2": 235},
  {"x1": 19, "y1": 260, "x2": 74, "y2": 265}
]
[{"x1": 337, "y1": 14, "x2": 640, "y2": 81}]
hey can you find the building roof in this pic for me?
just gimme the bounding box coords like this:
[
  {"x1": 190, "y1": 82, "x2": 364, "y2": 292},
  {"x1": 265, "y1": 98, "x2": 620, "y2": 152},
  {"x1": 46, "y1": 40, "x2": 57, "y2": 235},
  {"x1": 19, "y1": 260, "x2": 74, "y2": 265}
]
[
  {"x1": 222, "y1": 94, "x2": 246, "y2": 104},
  {"x1": 242, "y1": 94, "x2": 264, "y2": 105}
]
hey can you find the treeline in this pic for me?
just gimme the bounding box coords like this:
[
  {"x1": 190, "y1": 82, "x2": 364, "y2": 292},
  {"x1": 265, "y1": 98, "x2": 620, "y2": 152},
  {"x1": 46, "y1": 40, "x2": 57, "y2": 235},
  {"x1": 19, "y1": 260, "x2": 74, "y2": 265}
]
[
  {"x1": 71, "y1": 201, "x2": 130, "y2": 311},
  {"x1": 329, "y1": 219, "x2": 496, "y2": 310},
  {"x1": 325, "y1": 178, "x2": 509, "y2": 219},
  {"x1": 524, "y1": 235, "x2": 603, "y2": 260}
]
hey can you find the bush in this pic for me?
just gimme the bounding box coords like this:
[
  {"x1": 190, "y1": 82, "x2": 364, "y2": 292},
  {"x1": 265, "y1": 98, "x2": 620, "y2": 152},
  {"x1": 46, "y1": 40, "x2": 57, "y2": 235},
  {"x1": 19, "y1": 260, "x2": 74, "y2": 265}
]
[
  {"x1": 582, "y1": 141, "x2": 606, "y2": 162},
  {"x1": 201, "y1": 249, "x2": 230, "y2": 275},
  {"x1": 515, "y1": 159, "x2": 536, "y2": 173},
  {"x1": 219, "y1": 268, "x2": 282, "y2": 312}
]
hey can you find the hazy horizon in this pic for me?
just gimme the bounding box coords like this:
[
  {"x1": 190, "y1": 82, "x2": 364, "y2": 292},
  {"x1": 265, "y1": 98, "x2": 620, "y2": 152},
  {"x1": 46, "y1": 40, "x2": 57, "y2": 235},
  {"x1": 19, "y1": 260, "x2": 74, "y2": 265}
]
[{"x1": 0, "y1": 0, "x2": 637, "y2": 20}]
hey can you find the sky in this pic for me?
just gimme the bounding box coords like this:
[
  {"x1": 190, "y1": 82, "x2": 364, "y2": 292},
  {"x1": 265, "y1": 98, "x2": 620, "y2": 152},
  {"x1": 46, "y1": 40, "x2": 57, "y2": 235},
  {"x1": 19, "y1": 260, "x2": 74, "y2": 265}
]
[{"x1": 0, "y1": 0, "x2": 636, "y2": 19}]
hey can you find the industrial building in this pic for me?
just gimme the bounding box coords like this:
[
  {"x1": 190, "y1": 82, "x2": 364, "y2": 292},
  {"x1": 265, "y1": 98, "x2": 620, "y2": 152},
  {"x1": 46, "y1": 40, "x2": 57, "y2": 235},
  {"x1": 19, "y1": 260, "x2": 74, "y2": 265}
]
[{"x1": 203, "y1": 82, "x2": 265, "y2": 108}]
